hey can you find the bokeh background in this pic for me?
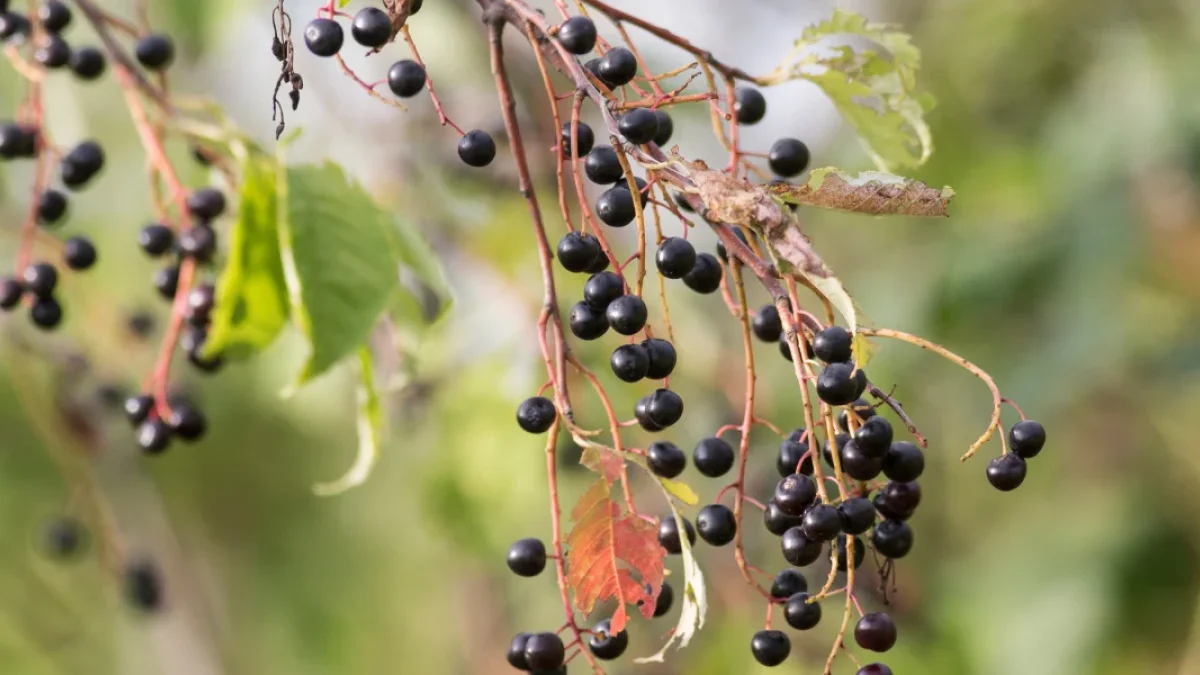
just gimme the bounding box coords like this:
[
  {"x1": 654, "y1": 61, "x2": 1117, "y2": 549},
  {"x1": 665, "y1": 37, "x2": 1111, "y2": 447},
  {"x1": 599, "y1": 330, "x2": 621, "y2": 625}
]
[{"x1": 2, "y1": 0, "x2": 1200, "y2": 673}]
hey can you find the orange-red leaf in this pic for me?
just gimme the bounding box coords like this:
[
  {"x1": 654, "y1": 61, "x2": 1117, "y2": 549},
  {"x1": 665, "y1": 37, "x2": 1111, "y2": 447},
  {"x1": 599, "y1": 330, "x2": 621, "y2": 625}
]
[
  {"x1": 580, "y1": 445, "x2": 624, "y2": 484},
  {"x1": 566, "y1": 479, "x2": 665, "y2": 633}
]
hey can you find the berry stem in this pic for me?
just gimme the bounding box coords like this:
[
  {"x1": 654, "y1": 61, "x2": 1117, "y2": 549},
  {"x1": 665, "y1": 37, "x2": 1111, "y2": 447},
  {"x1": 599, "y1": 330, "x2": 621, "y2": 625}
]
[
  {"x1": 333, "y1": 53, "x2": 407, "y2": 111},
  {"x1": 73, "y1": 0, "x2": 171, "y2": 108},
  {"x1": 524, "y1": 22, "x2": 576, "y2": 235},
  {"x1": 15, "y1": 83, "x2": 46, "y2": 275},
  {"x1": 398, "y1": 26, "x2": 465, "y2": 135},
  {"x1": 868, "y1": 383, "x2": 929, "y2": 449}
]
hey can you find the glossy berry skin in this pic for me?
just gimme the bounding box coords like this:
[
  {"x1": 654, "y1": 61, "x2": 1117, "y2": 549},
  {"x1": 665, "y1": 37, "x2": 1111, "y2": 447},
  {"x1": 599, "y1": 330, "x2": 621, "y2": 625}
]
[
  {"x1": 770, "y1": 569, "x2": 807, "y2": 599},
  {"x1": 838, "y1": 497, "x2": 876, "y2": 535},
  {"x1": 70, "y1": 46, "x2": 105, "y2": 80},
  {"x1": 187, "y1": 188, "x2": 226, "y2": 220},
  {"x1": 802, "y1": 504, "x2": 842, "y2": 542},
  {"x1": 764, "y1": 500, "x2": 803, "y2": 536},
  {"x1": 1009, "y1": 419, "x2": 1046, "y2": 458},
  {"x1": 696, "y1": 504, "x2": 736, "y2": 546},
  {"x1": 557, "y1": 16, "x2": 597, "y2": 55},
  {"x1": 751, "y1": 629, "x2": 791, "y2": 667},
  {"x1": 681, "y1": 253, "x2": 722, "y2": 294},
  {"x1": 507, "y1": 538, "x2": 547, "y2": 577},
  {"x1": 457, "y1": 129, "x2": 496, "y2": 167},
  {"x1": 617, "y1": 108, "x2": 659, "y2": 145},
  {"x1": 606, "y1": 294, "x2": 647, "y2": 335},
  {"x1": 610, "y1": 343, "x2": 649, "y2": 383},
  {"x1": 987, "y1": 453, "x2": 1027, "y2": 491},
  {"x1": 0, "y1": 123, "x2": 37, "y2": 158},
  {"x1": 351, "y1": 7, "x2": 391, "y2": 47},
  {"x1": 584, "y1": 146, "x2": 623, "y2": 184},
  {"x1": 135, "y1": 34, "x2": 175, "y2": 69},
  {"x1": 43, "y1": 517, "x2": 85, "y2": 559},
  {"x1": 647, "y1": 441, "x2": 686, "y2": 478},
  {"x1": 817, "y1": 362, "x2": 867, "y2": 406},
  {"x1": 838, "y1": 397, "x2": 875, "y2": 429},
  {"x1": 584, "y1": 270, "x2": 624, "y2": 309},
  {"x1": 136, "y1": 418, "x2": 172, "y2": 455},
  {"x1": 38, "y1": 1, "x2": 71, "y2": 33},
  {"x1": 641, "y1": 338, "x2": 676, "y2": 379},
  {"x1": 61, "y1": 141, "x2": 105, "y2": 189},
  {"x1": 840, "y1": 440, "x2": 884, "y2": 481},
  {"x1": 777, "y1": 438, "x2": 814, "y2": 477},
  {"x1": 881, "y1": 480, "x2": 921, "y2": 514},
  {"x1": 168, "y1": 404, "x2": 207, "y2": 442},
  {"x1": 733, "y1": 87, "x2": 767, "y2": 125},
  {"x1": 752, "y1": 305, "x2": 782, "y2": 342},
  {"x1": 813, "y1": 325, "x2": 853, "y2": 363},
  {"x1": 693, "y1": 437, "x2": 734, "y2": 478},
  {"x1": 30, "y1": 297, "x2": 62, "y2": 329},
  {"x1": 517, "y1": 397, "x2": 556, "y2": 433},
  {"x1": 781, "y1": 526, "x2": 823, "y2": 566},
  {"x1": 587, "y1": 618, "x2": 628, "y2": 660},
  {"x1": 304, "y1": 19, "x2": 343, "y2": 57},
  {"x1": 185, "y1": 328, "x2": 224, "y2": 374},
  {"x1": 507, "y1": 634, "x2": 532, "y2": 670},
  {"x1": 652, "y1": 110, "x2": 674, "y2": 146},
  {"x1": 855, "y1": 416, "x2": 893, "y2": 457},
  {"x1": 778, "y1": 333, "x2": 814, "y2": 362},
  {"x1": 634, "y1": 396, "x2": 664, "y2": 432},
  {"x1": 857, "y1": 664, "x2": 894, "y2": 675},
  {"x1": 595, "y1": 187, "x2": 635, "y2": 227},
  {"x1": 37, "y1": 189, "x2": 67, "y2": 224},
  {"x1": 769, "y1": 138, "x2": 811, "y2": 177},
  {"x1": 0, "y1": 12, "x2": 32, "y2": 43},
  {"x1": 63, "y1": 236, "x2": 97, "y2": 270},
  {"x1": 561, "y1": 121, "x2": 594, "y2": 157},
  {"x1": 882, "y1": 441, "x2": 925, "y2": 482},
  {"x1": 855, "y1": 612, "x2": 897, "y2": 652},
  {"x1": 0, "y1": 275, "x2": 22, "y2": 310},
  {"x1": 598, "y1": 47, "x2": 637, "y2": 87},
  {"x1": 653, "y1": 581, "x2": 673, "y2": 617},
  {"x1": 585, "y1": 252, "x2": 610, "y2": 274},
  {"x1": 872, "y1": 491, "x2": 911, "y2": 522},
  {"x1": 784, "y1": 592, "x2": 822, "y2": 630},
  {"x1": 556, "y1": 231, "x2": 602, "y2": 273},
  {"x1": 34, "y1": 35, "x2": 69, "y2": 69},
  {"x1": 774, "y1": 474, "x2": 816, "y2": 516},
  {"x1": 179, "y1": 225, "x2": 217, "y2": 262},
  {"x1": 872, "y1": 519, "x2": 914, "y2": 559},
  {"x1": 124, "y1": 559, "x2": 164, "y2": 612},
  {"x1": 836, "y1": 534, "x2": 867, "y2": 571},
  {"x1": 655, "y1": 237, "x2": 696, "y2": 279},
  {"x1": 154, "y1": 266, "x2": 180, "y2": 299},
  {"x1": 124, "y1": 394, "x2": 154, "y2": 427},
  {"x1": 139, "y1": 224, "x2": 174, "y2": 257},
  {"x1": 657, "y1": 515, "x2": 695, "y2": 554},
  {"x1": 524, "y1": 632, "x2": 565, "y2": 671},
  {"x1": 387, "y1": 59, "x2": 426, "y2": 97},
  {"x1": 569, "y1": 301, "x2": 608, "y2": 340},
  {"x1": 22, "y1": 262, "x2": 57, "y2": 298},
  {"x1": 645, "y1": 388, "x2": 683, "y2": 428}
]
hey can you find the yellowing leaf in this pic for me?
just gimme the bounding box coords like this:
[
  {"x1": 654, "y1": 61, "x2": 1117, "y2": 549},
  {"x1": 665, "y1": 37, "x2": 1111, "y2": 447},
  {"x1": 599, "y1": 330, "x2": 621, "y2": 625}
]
[
  {"x1": 635, "y1": 493, "x2": 707, "y2": 663},
  {"x1": 770, "y1": 167, "x2": 954, "y2": 217},
  {"x1": 313, "y1": 346, "x2": 384, "y2": 496},
  {"x1": 659, "y1": 478, "x2": 699, "y2": 506},
  {"x1": 580, "y1": 446, "x2": 625, "y2": 484},
  {"x1": 801, "y1": 272, "x2": 875, "y2": 367}
]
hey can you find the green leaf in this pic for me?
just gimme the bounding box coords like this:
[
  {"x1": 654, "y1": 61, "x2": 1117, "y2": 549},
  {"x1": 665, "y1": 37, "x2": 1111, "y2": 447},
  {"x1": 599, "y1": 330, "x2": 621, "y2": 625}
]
[
  {"x1": 770, "y1": 167, "x2": 954, "y2": 217},
  {"x1": 278, "y1": 163, "x2": 401, "y2": 386},
  {"x1": 313, "y1": 346, "x2": 384, "y2": 496},
  {"x1": 765, "y1": 9, "x2": 933, "y2": 171},
  {"x1": 634, "y1": 493, "x2": 707, "y2": 663},
  {"x1": 337, "y1": 0, "x2": 351, "y2": 6},
  {"x1": 204, "y1": 153, "x2": 290, "y2": 360}
]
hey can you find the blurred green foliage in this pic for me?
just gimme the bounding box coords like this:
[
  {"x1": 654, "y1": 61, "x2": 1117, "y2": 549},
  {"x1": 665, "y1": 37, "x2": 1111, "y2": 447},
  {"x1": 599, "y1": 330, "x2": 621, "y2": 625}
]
[{"x1": 1, "y1": 0, "x2": 1199, "y2": 674}]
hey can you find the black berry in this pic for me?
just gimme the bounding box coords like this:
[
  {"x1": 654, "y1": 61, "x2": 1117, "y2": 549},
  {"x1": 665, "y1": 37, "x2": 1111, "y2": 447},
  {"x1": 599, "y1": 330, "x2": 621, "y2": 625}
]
[
  {"x1": 773, "y1": 474, "x2": 816, "y2": 516},
  {"x1": 457, "y1": 129, "x2": 496, "y2": 167},
  {"x1": 304, "y1": 18, "x2": 343, "y2": 57},
  {"x1": 22, "y1": 261, "x2": 57, "y2": 298},
  {"x1": 837, "y1": 497, "x2": 876, "y2": 535},
  {"x1": 584, "y1": 145, "x2": 623, "y2": 184},
  {"x1": 784, "y1": 592, "x2": 822, "y2": 630},
  {"x1": 0, "y1": 275, "x2": 22, "y2": 310},
  {"x1": 653, "y1": 581, "x2": 673, "y2": 616},
  {"x1": 871, "y1": 519, "x2": 913, "y2": 559},
  {"x1": 655, "y1": 236, "x2": 696, "y2": 279},
  {"x1": 168, "y1": 403, "x2": 207, "y2": 442},
  {"x1": 802, "y1": 503, "x2": 841, "y2": 541},
  {"x1": 770, "y1": 569, "x2": 807, "y2": 599},
  {"x1": 34, "y1": 35, "x2": 70, "y2": 69},
  {"x1": 30, "y1": 297, "x2": 62, "y2": 329},
  {"x1": 640, "y1": 337, "x2": 676, "y2": 379},
  {"x1": 557, "y1": 16, "x2": 597, "y2": 55},
  {"x1": 63, "y1": 236, "x2": 97, "y2": 270},
  {"x1": 351, "y1": 7, "x2": 391, "y2": 47},
  {"x1": 858, "y1": 664, "x2": 894, "y2": 675},
  {"x1": 605, "y1": 294, "x2": 647, "y2": 335},
  {"x1": 1009, "y1": 419, "x2": 1046, "y2": 459},
  {"x1": 880, "y1": 480, "x2": 921, "y2": 515},
  {"x1": 882, "y1": 441, "x2": 924, "y2": 482},
  {"x1": 516, "y1": 396, "x2": 556, "y2": 433},
  {"x1": 596, "y1": 187, "x2": 635, "y2": 227},
  {"x1": 855, "y1": 612, "x2": 897, "y2": 652},
  {"x1": 124, "y1": 394, "x2": 154, "y2": 427},
  {"x1": 127, "y1": 310, "x2": 155, "y2": 338},
  {"x1": 838, "y1": 397, "x2": 876, "y2": 431},
  {"x1": 139, "y1": 224, "x2": 174, "y2": 257},
  {"x1": 764, "y1": 500, "x2": 803, "y2": 537},
  {"x1": 38, "y1": 1, "x2": 71, "y2": 33},
  {"x1": 769, "y1": 138, "x2": 810, "y2": 177},
  {"x1": 587, "y1": 618, "x2": 628, "y2": 660},
  {"x1": 645, "y1": 388, "x2": 683, "y2": 427},
  {"x1": 652, "y1": 109, "x2": 674, "y2": 146},
  {"x1": 634, "y1": 395, "x2": 663, "y2": 432},
  {"x1": 185, "y1": 327, "x2": 224, "y2": 373},
  {"x1": 840, "y1": 440, "x2": 884, "y2": 481},
  {"x1": 813, "y1": 325, "x2": 852, "y2": 363},
  {"x1": 0, "y1": 122, "x2": 37, "y2": 158},
  {"x1": 696, "y1": 503, "x2": 736, "y2": 546},
  {"x1": 0, "y1": 12, "x2": 31, "y2": 44},
  {"x1": 598, "y1": 47, "x2": 637, "y2": 87},
  {"x1": 507, "y1": 537, "x2": 547, "y2": 577},
  {"x1": 124, "y1": 559, "x2": 164, "y2": 612},
  {"x1": 186, "y1": 283, "x2": 215, "y2": 325},
  {"x1": 657, "y1": 515, "x2": 695, "y2": 554},
  {"x1": 556, "y1": 231, "x2": 602, "y2": 273},
  {"x1": 693, "y1": 436, "x2": 734, "y2": 477},
  {"x1": 187, "y1": 188, "x2": 226, "y2": 220},
  {"x1": 136, "y1": 418, "x2": 172, "y2": 455},
  {"x1": 569, "y1": 300, "x2": 609, "y2": 340},
  {"x1": 135, "y1": 34, "x2": 175, "y2": 70},
  {"x1": 777, "y1": 438, "x2": 814, "y2": 477},
  {"x1": 617, "y1": 108, "x2": 659, "y2": 145},
  {"x1": 507, "y1": 634, "x2": 531, "y2": 670},
  {"x1": 647, "y1": 440, "x2": 686, "y2": 478},
  {"x1": 43, "y1": 517, "x2": 85, "y2": 559},
  {"x1": 154, "y1": 265, "x2": 180, "y2": 299},
  {"x1": 69, "y1": 46, "x2": 105, "y2": 80},
  {"x1": 37, "y1": 188, "x2": 67, "y2": 224},
  {"x1": 781, "y1": 526, "x2": 823, "y2": 566},
  {"x1": 387, "y1": 59, "x2": 426, "y2": 97},
  {"x1": 583, "y1": 270, "x2": 624, "y2": 309},
  {"x1": 734, "y1": 87, "x2": 766, "y2": 125},
  {"x1": 752, "y1": 305, "x2": 782, "y2": 342},
  {"x1": 561, "y1": 120, "x2": 594, "y2": 157},
  {"x1": 751, "y1": 629, "x2": 791, "y2": 667},
  {"x1": 854, "y1": 415, "x2": 893, "y2": 457},
  {"x1": 178, "y1": 225, "x2": 217, "y2": 262},
  {"x1": 524, "y1": 632, "x2": 565, "y2": 671},
  {"x1": 61, "y1": 140, "x2": 105, "y2": 189},
  {"x1": 681, "y1": 253, "x2": 722, "y2": 294},
  {"x1": 816, "y1": 361, "x2": 867, "y2": 406},
  {"x1": 836, "y1": 534, "x2": 866, "y2": 571},
  {"x1": 987, "y1": 453, "x2": 1027, "y2": 491},
  {"x1": 614, "y1": 175, "x2": 649, "y2": 206}
]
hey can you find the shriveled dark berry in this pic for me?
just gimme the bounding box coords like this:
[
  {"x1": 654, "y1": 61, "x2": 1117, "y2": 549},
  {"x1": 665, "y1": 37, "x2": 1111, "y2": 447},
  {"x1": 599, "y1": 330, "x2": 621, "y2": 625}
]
[
  {"x1": 557, "y1": 16, "x2": 597, "y2": 55},
  {"x1": 641, "y1": 337, "x2": 676, "y2": 379},
  {"x1": 561, "y1": 120, "x2": 595, "y2": 157},
  {"x1": 681, "y1": 253, "x2": 722, "y2": 294},
  {"x1": 769, "y1": 137, "x2": 810, "y2": 177},
  {"x1": 587, "y1": 618, "x2": 628, "y2": 660},
  {"x1": 584, "y1": 145, "x2": 623, "y2": 184},
  {"x1": 655, "y1": 236, "x2": 696, "y2": 279},
  {"x1": 784, "y1": 592, "x2": 822, "y2": 630},
  {"x1": 734, "y1": 87, "x2": 766, "y2": 125},
  {"x1": 750, "y1": 629, "x2": 791, "y2": 667},
  {"x1": 696, "y1": 503, "x2": 736, "y2": 546},
  {"x1": 987, "y1": 453, "x2": 1027, "y2": 491},
  {"x1": 387, "y1": 59, "x2": 426, "y2": 97},
  {"x1": 569, "y1": 300, "x2": 609, "y2": 340},
  {"x1": 647, "y1": 440, "x2": 686, "y2": 478},
  {"x1": 135, "y1": 34, "x2": 175, "y2": 70},
  {"x1": 781, "y1": 526, "x2": 823, "y2": 566},
  {"x1": 610, "y1": 343, "x2": 649, "y2": 382},
  {"x1": 770, "y1": 569, "x2": 807, "y2": 599},
  {"x1": 657, "y1": 514, "x2": 695, "y2": 554},
  {"x1": 1009, "y1": 419, "x2": 1046, "y2": 459},
  {"x1": 517, "y1": 396, "x2": 556, "y2": 433},
  {"x1": 693, "y1": 436, "x2": 733, "y2": 477},
  {"x1": 872, "y1": 519, "x2": 913, "y2": 559},
  {"x1": 507, "y1": 537, "x2": 547, "y2": 577},
  {"x1": 855, "y1": 612, "x2": 897, "y2": 652}
]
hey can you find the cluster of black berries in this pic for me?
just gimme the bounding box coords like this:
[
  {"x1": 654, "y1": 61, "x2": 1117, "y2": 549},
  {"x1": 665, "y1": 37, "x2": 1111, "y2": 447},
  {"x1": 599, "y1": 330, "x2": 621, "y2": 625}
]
[{"x1": 39, "y1": 515, "x2": 166, "y2": 614}]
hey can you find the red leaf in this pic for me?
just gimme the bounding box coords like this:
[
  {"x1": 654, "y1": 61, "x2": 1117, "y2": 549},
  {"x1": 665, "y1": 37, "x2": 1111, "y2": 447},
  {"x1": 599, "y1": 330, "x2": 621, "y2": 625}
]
[
  {"x1": 580, "y1": 446, "x2": 624, "y2": 484},
  {"x1": 566, "y1": 479, "x2": 665, "y2": 633}
]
